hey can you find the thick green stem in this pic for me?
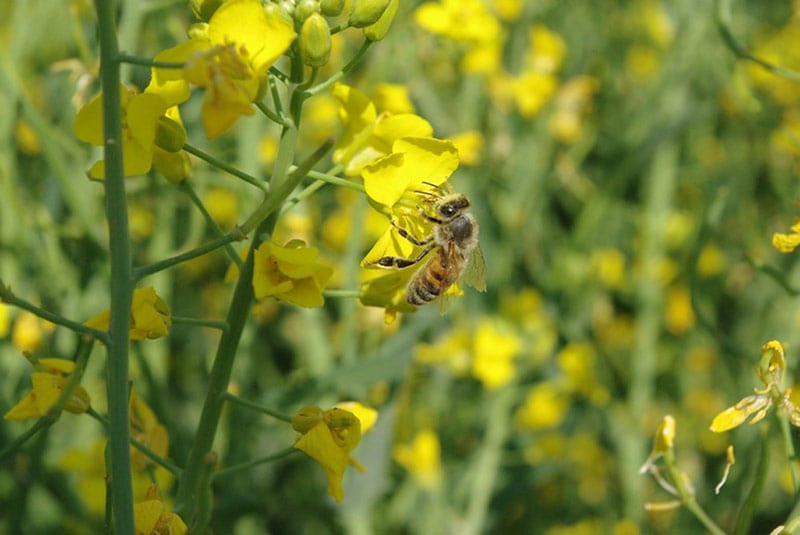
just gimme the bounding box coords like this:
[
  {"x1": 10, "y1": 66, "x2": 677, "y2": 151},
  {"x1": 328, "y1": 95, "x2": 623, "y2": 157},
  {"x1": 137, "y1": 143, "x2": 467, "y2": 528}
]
[{"x1": 94, "y1": 0, "x2": 135, "y2": 532}]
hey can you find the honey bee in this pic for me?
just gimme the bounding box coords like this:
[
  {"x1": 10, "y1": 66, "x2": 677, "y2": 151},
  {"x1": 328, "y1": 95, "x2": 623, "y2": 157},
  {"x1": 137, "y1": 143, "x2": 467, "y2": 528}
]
[{"x1": 370, "y1": 190, "x2": 487, "y2": 306}]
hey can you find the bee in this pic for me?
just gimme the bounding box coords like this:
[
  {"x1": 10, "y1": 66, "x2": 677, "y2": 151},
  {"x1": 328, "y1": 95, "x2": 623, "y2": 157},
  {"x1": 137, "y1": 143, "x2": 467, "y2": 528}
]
[{"x1": 370, "y1": 190, "x2": 487, "y2": 306}]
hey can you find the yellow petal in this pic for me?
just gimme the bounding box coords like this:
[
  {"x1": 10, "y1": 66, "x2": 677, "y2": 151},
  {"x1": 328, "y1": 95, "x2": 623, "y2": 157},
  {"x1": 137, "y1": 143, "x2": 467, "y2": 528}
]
[{"x1": 295, "y1": 421, "x2": 350, "y2": 502}]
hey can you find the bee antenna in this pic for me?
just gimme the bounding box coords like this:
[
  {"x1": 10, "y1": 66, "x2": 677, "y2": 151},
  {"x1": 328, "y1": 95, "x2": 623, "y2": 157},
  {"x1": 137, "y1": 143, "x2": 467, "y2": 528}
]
[
  {"x1": 414, "y1": 189, "x2": 438, "y2": 198},
  {"x1": 421, "y1": 181, "x2": 439, "y2": 189}
]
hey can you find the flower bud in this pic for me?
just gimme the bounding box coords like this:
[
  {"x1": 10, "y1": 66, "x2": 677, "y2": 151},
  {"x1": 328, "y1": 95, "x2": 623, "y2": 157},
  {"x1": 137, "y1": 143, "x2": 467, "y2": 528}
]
[
  {"x1": 265, "y1": 2, "x2": 294, "y2": 26},
  {"x1": 300, "y1": 13, "x2": 332, "y2": 67},
  {"x1": 320, "y1": 0, "x2": 344, "y2": 17},
  {"x1": 154, "y1": 116, "x2": 187, "y2": 153},
  {"x1": 153, "y1": 148, "x2": 192, "y2": 184},
  {"x1": 65, "y1": 386, "x2": 92, "y2": 415},
  {"x1": 349, "y1": 0, "x2": 389, "y2": 28},
  {"x1": 294, "y1": 0, "x2": 320, "y2": 23},
  {"x1": 364, "y1": 0, "x2": 397, "y2": 41},
  {"x1": 190, "y1": 0, "x2": 223, "y2": 21},
  {"x1": 292, "y1": 405, "x2": 324, "y2": 432}
]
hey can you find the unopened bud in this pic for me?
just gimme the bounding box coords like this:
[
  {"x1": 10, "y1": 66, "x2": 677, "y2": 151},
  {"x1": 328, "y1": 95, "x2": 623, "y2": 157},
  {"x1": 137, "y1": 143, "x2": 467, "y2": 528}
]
[
  {"x1": 364, "y1": 0, "x2": 397, "y2": 41},
  {"x1": 349, "y1": 0, "x2": 389, "y2": 28},
  {"x1": 153, "y1": 148, "x2": 192, "y2": 184},
  {"x1": 65, "y1": 386, "x2": 92, "y2": 414},
  {"x1": 190, "y1": 0, "x2": 223, "y2": 21},
  {"x1": 320, "y1": 0, "x2": 344, "y2": 17},
  {"x1": 300, "y1": 13, "x2": 332, "y2": 67},
  {"x1": 294, "y1": 0, "x2": 320, "y2": 23},
  {"x1": 292, "y1": 405, "x2": 324, "y2": 433},
  {"x1": 265, "y1": 3, "x2": 294, "y2": 26},
  {"x1": 154, "y1": 116, "x2": 187, "y2": 153}
]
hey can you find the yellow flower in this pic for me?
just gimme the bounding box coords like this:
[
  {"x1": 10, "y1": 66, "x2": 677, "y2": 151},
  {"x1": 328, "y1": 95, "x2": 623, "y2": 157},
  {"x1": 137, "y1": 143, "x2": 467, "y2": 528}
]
[
  {"x1": 414, "y1": 0, "x2": 501, "y2": 44},
  {"x1": 526, "y1": 24, "x2": 566, "y2": 75},
  {"x1": 74, "y1": 85, "x2": 167, "y2": 179},
  {"x1": 134, "y1": 485, "x2": 187, "y2": 535},
  {"x1": 638, "y1": 414, "x2": 675, "y2": 474},
  {"x1": 331, "y1": 83, "x2": 436, "y2": 177},
  {"x1": 11, "y1": 311, "x2": 54, "y2": 354},
  {"x1": 773, "y1": 218, "x2": 800, "y2": 253},
  {"x1": 85, "y1": 287, "x2": 171, "y2": 341},
  {"x1": 203, "y1": 187, "x2": 239, "y2": 227},
  {"x1": 512, "y1": 72, "x2": 558, "y2": 118},
  {"x1": 448, "y1": 130, "x2": 484, "y2": 166},
  {"x1": 147, "y1": 0, "x2": 295, "y2": 139},
  {"x1": 372, "y1": 83, "x2": 416, "y2": 114},
  {"x1": 515, "y1": 383, "x2": 570, "y2": 430},
  {"x1": 471, "y1": 318, "x2": 520, "y2": 390},
  {"x1": 4, "y1": 358, "x2": 91, "y2": 421},
  {"x1": 664, "y1": 285, "x2": 696, "y2": 336},
  {"x1": 548, "y1": 76, "x2": 598, "y2": 144},
  {"x1": 253, "y1": 240, "x2": 334, "y2": 308},
  {"x1": 292, "y1": 406, "x2": 368, "y2": 502},
  {"x1": 557, "y1": 342, "x2": 609, "y2": 405},
  {"x1": 393, "y1": 429, "x2": 442, "y2": 489},
  {"x1": 710, "y1": 341, "x2": 800, "y2": 432},
  {"x1": 0, "y1": 302, "x2": 9, "y2": 338}
]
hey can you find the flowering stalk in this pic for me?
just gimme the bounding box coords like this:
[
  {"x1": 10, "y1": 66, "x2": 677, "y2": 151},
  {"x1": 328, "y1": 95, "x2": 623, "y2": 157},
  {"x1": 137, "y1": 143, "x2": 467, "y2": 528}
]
[{"x1": 94, "y1": 0, "x2": 135, "y2": 533}]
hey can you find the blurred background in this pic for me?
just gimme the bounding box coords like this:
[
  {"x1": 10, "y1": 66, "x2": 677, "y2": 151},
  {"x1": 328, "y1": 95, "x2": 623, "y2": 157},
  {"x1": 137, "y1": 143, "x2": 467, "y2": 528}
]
[{"x1": 3, "y1": 0, "x2": 800, "y2": 533}]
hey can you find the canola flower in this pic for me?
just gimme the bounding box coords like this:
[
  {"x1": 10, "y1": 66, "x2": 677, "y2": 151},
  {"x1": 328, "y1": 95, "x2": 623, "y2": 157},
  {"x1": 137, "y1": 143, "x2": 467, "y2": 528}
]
[
  {"x1": 292, "y1": 402, "x2": 377, "y2": 502},
  {"x1": 4, "y1": 358, "x2": 91, "y2": 421},
  {"x1": 85, "y1": 286, "x2": 171, "y2": 341}
]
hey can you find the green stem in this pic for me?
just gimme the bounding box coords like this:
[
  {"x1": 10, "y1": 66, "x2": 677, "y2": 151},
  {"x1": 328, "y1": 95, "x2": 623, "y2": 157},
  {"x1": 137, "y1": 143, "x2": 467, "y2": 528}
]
[
  {"x1": 116, "y1": 53, "x2": 184, "y2": 69},
  {"x1": 778, "y1": 412, "x2": 800, "y2": 495},
  {"x1": 714, "y1": 0, "x2": 800, "y2": 83},
  {"x1": 95, "y1": 0, "x2": 135, "y2": 532},
  {"x1": 179, "y1": 181, "x2": 245, "y2": 269},
  {"x1": 306, "y1": 41, "x2": 372, "y2": 97},
  {"x1": 662, "y1": 449, "x2": 726, "y2": 535},
  {"x1": 322, "y1": 289, "x2": 361, "y2": 299},
  {"x1": 737, "y1": 427, "x2": 769, "y2": 535},
  {"x1": 221, "y1": 392, "x2": 292, "y2": 422},
  {"x1": 0, "y1": 282, "x2": 109, "y2": 343},
  {"x1": 300, "y1": 168, "x2": 365, "y2": 192},
  {"x1": 255, "y1": 100, "x2": 288, "y2": 127},
  {"x1": 133, "y1": 229, "x2": 245, "y2": 280},
  {"x1": 182, "y1": 143, "x2": 268, "y2": 192},
  {"x1": 171, "y1": 316, "x2": 229, "y2": 331},
  {"x1": 213, "y1": 447, "x2": 297, "y2": 479},
  {"x1": 86, "y1": 408, "x2": 183, "y2": 476}
]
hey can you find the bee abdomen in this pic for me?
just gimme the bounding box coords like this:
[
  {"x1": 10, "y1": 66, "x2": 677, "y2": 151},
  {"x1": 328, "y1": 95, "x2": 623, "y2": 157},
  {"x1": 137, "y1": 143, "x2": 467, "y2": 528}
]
[{"x1": 406, "y1": 259, "x2": 452, "y2": 305}]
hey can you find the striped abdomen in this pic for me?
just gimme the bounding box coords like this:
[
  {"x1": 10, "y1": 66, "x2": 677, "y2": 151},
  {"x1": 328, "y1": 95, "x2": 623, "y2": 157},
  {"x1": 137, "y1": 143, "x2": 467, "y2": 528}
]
[{"x1": 406, "y1": 248, "x2": 464, "y2": 305}]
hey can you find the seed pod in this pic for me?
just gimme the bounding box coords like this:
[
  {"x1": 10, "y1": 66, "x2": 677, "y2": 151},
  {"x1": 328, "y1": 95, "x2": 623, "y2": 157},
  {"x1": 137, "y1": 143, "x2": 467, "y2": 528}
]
[
  {"x1": 300, "y1": 13, "x2": 332, "y2": 67},
  {"x1": 154, "y1": 116, "x2": 187, "y2": 153},
  {"x1": 364, "y1": 0, "x2": 398, "y2": 41},
  {"x1": 320, "y1": 0, "x2": 344, "y2": 17},
  {"x1": 349, "y1": 0, "x2": 390, "y2": 28}
]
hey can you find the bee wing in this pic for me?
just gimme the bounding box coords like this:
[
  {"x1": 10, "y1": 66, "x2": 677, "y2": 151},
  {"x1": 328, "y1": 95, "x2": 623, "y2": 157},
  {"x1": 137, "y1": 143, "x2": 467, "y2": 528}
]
[{"x1": 462, "y1": 245, "x2": 487, "y2": 292}]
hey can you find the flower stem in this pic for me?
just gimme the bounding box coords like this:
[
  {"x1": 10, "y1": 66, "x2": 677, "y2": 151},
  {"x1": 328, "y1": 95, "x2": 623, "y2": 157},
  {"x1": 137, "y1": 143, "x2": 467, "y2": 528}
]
[
  {"x1": 0, "y1": 282, "x2": 109, "y2": 343},
  {"x1": 94, "y1": 0, "x2": 135, "y2": 531},
  {"x1": 116, "y1": 53, "x2": 184, "y2": 69},
  {"x1": 213, "y1": 447, "x2": 297, "y2": 479},
  {"x1": 170, "y1": 316, "x2": 229, "y2": 331},
  {"x1": 221, "y1": 391, "x2": 292, "y2": 422},
  {"x1": 662, "y1": 449, "x2": 726, "y2": 535},
  {"x1": 179, "y1": 181, "x2": 245, "y2": 269},
  {"x1": 306, "y1": 41, "x2": 372, "y2": 97},
  {"x1": 182, "y1": 143, "x2": 268, "y2": 192},
  {"x1": 133, "y1": 229, "x2": 245, "y2": 280}
]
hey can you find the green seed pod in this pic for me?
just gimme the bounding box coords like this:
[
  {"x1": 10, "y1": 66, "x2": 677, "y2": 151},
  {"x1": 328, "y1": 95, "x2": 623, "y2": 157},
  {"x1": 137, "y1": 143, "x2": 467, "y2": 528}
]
[
  {"x1": 364, "y1": 0, "x2": 398, "y2": 41},
  {"x1": 294, "y1": 0, "x2": 320, "y2": 23},
  {"x1": 320, "y1": 0, "x2": 344, "y2": 17},
  {"x1": 349, "y1": 0, "x2": 390, "y2": 28},
  {"x1": 300, "y1": 13, "x2": 332, "y2": 67},
  {"x1": 154, "y1": 116, "x2": 187, "y2": 153}
]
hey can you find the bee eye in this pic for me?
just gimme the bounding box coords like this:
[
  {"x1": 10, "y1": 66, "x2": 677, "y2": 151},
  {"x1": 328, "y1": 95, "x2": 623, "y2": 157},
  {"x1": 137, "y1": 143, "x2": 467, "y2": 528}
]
[{"x1": 441, "y1": 205, "x2": 456, "y2": 217}]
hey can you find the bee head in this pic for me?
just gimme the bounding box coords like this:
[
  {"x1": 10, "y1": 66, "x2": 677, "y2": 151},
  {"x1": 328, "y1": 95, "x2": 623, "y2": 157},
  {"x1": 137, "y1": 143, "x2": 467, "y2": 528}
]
[{"x1": 436, "y1": 194, "x2": 470, "y2": 219}]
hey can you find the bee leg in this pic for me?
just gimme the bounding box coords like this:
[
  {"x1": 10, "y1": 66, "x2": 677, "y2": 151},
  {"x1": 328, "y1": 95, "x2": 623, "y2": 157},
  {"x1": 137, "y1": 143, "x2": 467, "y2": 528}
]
[
  {"x1": 369, "y1": 244, "x2": 435, "y2": 269},
  {"x1": 418, "y1": 209, "x2": 444, "y2": 225},
  {"x1": 391, "y1": 221, "x2": 432, "y2": 247}
]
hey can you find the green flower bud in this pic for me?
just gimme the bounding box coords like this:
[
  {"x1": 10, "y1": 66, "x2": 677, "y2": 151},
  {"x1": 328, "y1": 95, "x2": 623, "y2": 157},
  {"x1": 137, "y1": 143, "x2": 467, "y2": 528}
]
[
  {"x1": 294, "y1": 0, "x2": 320, "y2": 23},
  {"x1": 190, "y1": 0, "x2": 223, "y2": 21},
  {"x1": 349, "y1": 0, "x2": 390, "y2": 28},
  {"x1": 364, "y1": 0, "x2": 398, "y2": 41},
  {"x1": 265, "y1": 3, "x2": 294, "y2": 26},
  {"x1": 154, "y1": 116, "x2": 187, "y2": 153},
  {"x1": 300, "y1": 13, "x2": 332, "y2": 67},
  {"x1": 153, "y1": 149, "x2": 192, "y2": 184},
  {"x1": 320, "y1": 0, "x2": 344, "y2": 17}
]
